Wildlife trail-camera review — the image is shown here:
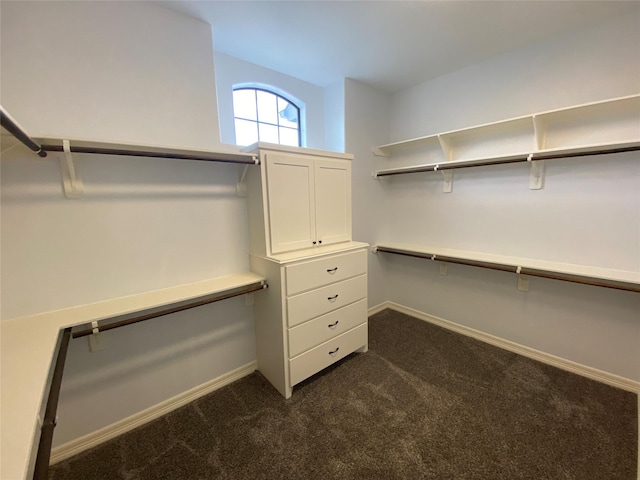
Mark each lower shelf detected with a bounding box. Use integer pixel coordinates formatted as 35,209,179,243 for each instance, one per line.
373,243,639,292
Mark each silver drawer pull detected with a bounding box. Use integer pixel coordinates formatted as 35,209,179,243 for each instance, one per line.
327,320,339,328
327,267,338,273
329,347,340,355
327,294,339,301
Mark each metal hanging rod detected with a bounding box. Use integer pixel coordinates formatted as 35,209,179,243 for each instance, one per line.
39,143,259,165
375,144,640,178
0,105,48,157
0,105,258,165
374,245,640,293
32,328,72,480
72,281,268,339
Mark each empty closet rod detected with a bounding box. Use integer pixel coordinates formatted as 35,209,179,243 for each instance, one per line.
0,105,48,157
40,144,258,165
33,328,72,480
72,281,268,339
375,144,640,177
375,246,640,293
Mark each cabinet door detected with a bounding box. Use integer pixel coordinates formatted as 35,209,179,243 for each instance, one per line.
314,158,352,246
265,153,316,254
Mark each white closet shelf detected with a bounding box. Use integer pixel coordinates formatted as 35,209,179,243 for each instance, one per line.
374,141,640,177
372,94,640,169
0,272,265,480
34,137,259,164
373,243,640,292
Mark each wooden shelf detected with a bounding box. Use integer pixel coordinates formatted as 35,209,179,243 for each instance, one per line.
0,272,265,480
373,243,640,293
373,94,640,176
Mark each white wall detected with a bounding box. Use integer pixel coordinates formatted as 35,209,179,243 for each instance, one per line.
377,12,640,381
344,79,391,309
1,1,255,446
324,80,346,152
214,52,326,149
0,1,220,149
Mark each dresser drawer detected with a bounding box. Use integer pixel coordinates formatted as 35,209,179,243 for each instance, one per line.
288,299,367,357
285,249,367,296
287,274,366,327
289,323,367,386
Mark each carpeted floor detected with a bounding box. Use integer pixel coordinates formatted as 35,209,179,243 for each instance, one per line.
49,308,638,479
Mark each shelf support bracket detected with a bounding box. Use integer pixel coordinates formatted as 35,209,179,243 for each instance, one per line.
372,147,389,157
528,155,544,190
236,165,250,196
88,321,106,352
435,165,453,193
60,140,84,199
439,262,448,275
516,266,529,292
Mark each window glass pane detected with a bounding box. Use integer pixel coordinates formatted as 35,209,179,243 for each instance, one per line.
256,90,278,125
258,123,279,143
235,119,258,146
233,89,257,120
278,97,298,128
279,127,299,146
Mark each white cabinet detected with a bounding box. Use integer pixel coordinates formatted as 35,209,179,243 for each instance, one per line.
251,247,369,399
248,144,352,256
246,143,367,399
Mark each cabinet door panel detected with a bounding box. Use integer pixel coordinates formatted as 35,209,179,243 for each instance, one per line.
315,159,351,246
265,153,316,254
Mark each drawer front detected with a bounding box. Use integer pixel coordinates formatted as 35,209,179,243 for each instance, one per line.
287,274,367,327
288,299,367,357
289,323,368,386
286,249,367,296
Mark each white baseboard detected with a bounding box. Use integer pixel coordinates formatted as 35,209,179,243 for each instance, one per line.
372,301,640,394
367,301,389,316
50,361,257,464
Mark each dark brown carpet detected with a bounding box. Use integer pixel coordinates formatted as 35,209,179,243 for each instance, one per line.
49,308,638,479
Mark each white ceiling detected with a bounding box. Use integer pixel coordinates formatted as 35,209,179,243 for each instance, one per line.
161,1,639,94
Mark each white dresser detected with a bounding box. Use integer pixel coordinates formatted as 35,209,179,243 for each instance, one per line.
246,143,368,398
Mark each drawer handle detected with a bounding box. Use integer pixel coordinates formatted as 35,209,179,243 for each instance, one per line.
327,267,338,273
327,294,339,301
329,347,340,355
328,320,339,328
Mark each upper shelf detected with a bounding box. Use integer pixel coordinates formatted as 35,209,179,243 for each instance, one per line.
372,94,640,168
34,137,259,165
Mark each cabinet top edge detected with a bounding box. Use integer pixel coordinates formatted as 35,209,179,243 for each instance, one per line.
243,142,354,160
251,242,369,264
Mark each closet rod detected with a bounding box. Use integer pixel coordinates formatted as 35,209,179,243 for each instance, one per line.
72,281,268,339
375,144,640,177
0,105,48,157
375,246,640,293
33,328,72,480
40,144,258,165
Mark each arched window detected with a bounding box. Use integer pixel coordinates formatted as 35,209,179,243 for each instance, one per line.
232,87,301,147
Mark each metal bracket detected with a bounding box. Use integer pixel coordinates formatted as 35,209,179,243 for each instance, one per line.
60,140,84,198
439,262,448,275
236,165,250,196
88,321,106,352
434,165,453,193
516,266,530,292
528,155,544,190
244,292,255,306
